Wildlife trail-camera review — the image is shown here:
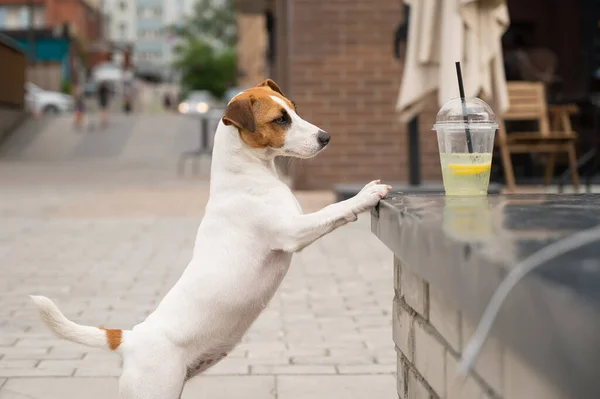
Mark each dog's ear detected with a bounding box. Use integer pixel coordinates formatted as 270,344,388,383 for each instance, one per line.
257,79,284,96
222,96,256,133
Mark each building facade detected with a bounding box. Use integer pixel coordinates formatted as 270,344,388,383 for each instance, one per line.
0,0,101,42
101,0,193,79
0,0,103,90
2,26,72,91
102,0,136,43
0,1,45,30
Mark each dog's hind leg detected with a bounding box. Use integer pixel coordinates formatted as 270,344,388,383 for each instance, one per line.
118,361,186,399
118,345,186,399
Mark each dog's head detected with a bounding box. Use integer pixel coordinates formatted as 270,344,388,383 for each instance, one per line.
222,79,329,159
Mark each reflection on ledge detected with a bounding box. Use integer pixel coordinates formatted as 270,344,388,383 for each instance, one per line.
443,196,493,241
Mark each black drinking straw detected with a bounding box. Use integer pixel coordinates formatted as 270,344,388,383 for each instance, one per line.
455,61,474,153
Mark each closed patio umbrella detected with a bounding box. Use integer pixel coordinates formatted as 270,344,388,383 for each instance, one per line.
397,0,510,119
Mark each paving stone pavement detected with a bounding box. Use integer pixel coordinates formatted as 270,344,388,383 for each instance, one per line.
0,115,396,398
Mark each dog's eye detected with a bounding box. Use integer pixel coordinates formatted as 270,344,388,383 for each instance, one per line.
272,113,289,125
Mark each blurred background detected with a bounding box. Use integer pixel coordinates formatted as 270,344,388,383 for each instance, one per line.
0,0,598,192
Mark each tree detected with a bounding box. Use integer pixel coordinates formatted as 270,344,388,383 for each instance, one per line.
172,0,236,99
179,0,236,49
174,38,236,99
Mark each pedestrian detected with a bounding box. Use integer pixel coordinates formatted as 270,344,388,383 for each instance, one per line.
72,84,85,131
123,79,137,114
97,81,111,128
163,92,172,111
123,81,133,114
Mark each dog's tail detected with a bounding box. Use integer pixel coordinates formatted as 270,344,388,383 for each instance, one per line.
30,295,125,352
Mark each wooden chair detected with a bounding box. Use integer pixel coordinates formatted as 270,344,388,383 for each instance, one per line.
497,82,580,192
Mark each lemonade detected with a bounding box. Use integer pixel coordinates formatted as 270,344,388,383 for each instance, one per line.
434,97,497,196
440,152,492,196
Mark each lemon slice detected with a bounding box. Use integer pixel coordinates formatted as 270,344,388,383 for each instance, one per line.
448,163,491,176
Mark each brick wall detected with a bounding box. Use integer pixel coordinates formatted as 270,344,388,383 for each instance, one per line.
45,0,102,43
284,0,441,190
393,256,569,399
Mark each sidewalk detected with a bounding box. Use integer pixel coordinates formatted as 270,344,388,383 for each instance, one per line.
0,114,396,398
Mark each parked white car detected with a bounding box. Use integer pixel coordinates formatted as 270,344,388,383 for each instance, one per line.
25,82,74,115
177,90,219,115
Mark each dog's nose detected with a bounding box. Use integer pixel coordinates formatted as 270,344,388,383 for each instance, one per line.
317,130,330,147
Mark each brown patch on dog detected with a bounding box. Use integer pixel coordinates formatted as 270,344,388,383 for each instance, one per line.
257,79,284,96
99,327,122,350
255,79,296,111
222,79,297,149
222,97,256,133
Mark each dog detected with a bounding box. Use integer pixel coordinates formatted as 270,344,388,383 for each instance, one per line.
30,79,391,398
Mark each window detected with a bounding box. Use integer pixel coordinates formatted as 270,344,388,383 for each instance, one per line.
119,1,126,11
138,28,162,40
34,7,45,27
138,7,160,18
19,6,29,28
0,7,6,28
149,51,162,61
136,50,162,62
119,22,127,38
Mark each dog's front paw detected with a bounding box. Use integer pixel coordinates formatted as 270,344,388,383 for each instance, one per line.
346,180,391,220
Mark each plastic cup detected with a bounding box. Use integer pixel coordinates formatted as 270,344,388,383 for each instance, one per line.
433,97,498,196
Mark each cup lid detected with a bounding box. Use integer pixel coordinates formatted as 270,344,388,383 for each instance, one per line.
433,97,498,129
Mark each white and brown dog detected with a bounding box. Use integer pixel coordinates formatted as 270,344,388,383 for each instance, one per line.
30,79,391,398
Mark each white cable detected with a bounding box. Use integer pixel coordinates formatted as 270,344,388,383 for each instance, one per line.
458,224,600,374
